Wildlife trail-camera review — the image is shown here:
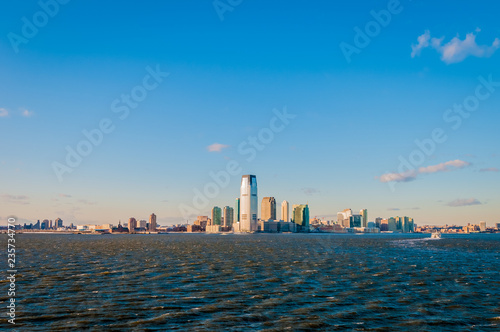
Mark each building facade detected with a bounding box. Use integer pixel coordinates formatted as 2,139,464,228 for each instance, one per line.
240,175,258,232
261,197,276,221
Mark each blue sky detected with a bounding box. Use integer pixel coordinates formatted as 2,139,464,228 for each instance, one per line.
1,0,499,226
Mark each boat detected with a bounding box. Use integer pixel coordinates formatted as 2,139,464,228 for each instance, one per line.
431,231,442,239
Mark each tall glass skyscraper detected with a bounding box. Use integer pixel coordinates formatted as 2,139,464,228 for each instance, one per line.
281,200,289,222
235,198,240,222
240,175,258,232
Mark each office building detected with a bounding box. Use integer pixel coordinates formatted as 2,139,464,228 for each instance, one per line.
223,206,234,227
350,214,362,228
261,197,276,221
480,221,487,232
292,204,310,232
281,200,289,222
55,218,63,228
128,217,137,233
235,198,240,222
211,207,222,226
360,209,368,228
149,213,157,231
240,175,258,232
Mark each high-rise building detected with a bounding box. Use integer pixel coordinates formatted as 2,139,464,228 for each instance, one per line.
375,217,383,229
479,221,487,232
138,220,147,228
240,175,258,232
149,213,157,232
261,197,276,221
223,206,234,227
128,218,137,233
55,218,63,228
388,217,397,232
235,198,240,222
350,215,362,228
292,204,310,232
41,219,49,230
360,209,368,228
281,200,289,222
211,206,222,226
337,209,352,228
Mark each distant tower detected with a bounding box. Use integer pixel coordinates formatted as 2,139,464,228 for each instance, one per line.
281,200,289,222
211,207,222,225
55,218,63,228
149,213,157,232
128,218,137,233
292,204,310,232
479,221,487,232
235,198,240,222
360,209,368,228
240,175,258,232
223,206,234,227
261,197,276,221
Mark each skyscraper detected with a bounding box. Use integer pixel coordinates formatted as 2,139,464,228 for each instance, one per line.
261,197,276,221
128,217,137,233
211,206,222,226
281,200,289,222
149,213,157,232
235,198,240,222
55,218,63,228
360,209,368,228
292,204,310,232
240,175,258,232
223,206,234,227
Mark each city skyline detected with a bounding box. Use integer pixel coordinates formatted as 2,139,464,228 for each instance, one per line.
1,1,499,227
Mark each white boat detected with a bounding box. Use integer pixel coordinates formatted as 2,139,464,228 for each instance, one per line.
431,231,442,239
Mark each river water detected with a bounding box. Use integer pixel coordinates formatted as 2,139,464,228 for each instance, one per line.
2,233,500,331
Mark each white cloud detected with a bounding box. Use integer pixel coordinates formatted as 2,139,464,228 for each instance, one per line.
479,167,499,172
1,194,29,205
379,159,470,183
418,160,470,174
207,143,229,152
411,30,431,58
0,108,8,117
379,171,418,183
411,29,500,64
447,198,482,207
21,109,34,117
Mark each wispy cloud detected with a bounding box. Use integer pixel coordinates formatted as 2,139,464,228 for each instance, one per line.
207,143,229,152
21,109,34,117
59,194,72,198
0,108,8,117
479,167,499,172
379,160,470,183
419,160,470,174
379,171,417,183
77,199,96,205
387,208,400,211
447,198,482,207
1,194,30,205
411,30,431,58
302,187,320,195
412,29,500,64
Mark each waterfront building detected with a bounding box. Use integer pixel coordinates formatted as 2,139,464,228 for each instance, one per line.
292,204,310,232
55,218,63,228
338,209,352,228
223,206,234,227
41,219,49,230
240,175,258,232
480,221,487,232
388,217,397,232
138,220,147,228
350,215,362,228
281,200,289,222
235,198,240,222
360,209,368,228
261,197,276,221
149,213,157,232
128,217,137,233
211,207,222,226
375,217,383,228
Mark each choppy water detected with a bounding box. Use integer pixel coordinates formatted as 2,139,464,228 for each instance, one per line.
2,233,500,331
